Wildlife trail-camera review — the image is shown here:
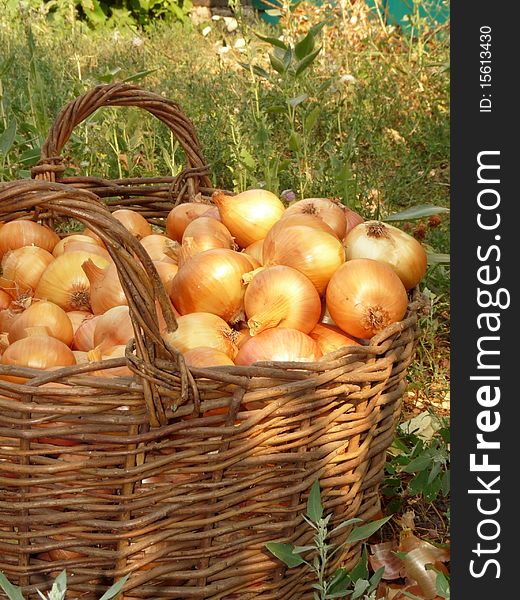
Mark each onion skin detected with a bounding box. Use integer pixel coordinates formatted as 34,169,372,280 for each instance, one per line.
0,220,59,258
1,246,54,292
112,209,152,240
73,314,100,352
244,265,321,335
235,327,322,366
344,220,427,290
166,203,213,242
212,189,285,248
262,225,345,296
184,346,235,368
309,323,360,356
0,290,11,311
284,198,347,239
93,306,134,352
82,259,128,315
343,207,364,237
170,249,254,324
53,234,103,257
243,240,264,265
9,300,74,346
326,258,408,339
140,234,178,263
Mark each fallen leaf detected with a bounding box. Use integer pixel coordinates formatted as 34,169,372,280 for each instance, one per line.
369,541,405,580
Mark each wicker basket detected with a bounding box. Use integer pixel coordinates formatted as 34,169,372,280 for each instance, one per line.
0,83,425,599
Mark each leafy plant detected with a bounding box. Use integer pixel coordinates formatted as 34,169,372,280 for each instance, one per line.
0,570,128,600
265,480,391,599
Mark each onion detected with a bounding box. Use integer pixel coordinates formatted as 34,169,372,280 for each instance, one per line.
0,290,10,311
0,220,59,258
344,221,427,290
244,266,321,336
66,310,93,335
87,345,132,378
140,234,178,263
309,323,360,356
9,300,74,346
170,249,254,324
93,306,134,352
343,207,364,237
1,246,54,293
112,209,152,240
162,312,238,359
235,327,322,366
152,261,178,297
283,198,347,239
53,234,104,257
184,346,235,368
72,350,89,364
0,308,21,335
166,202,213,242
82,259,127,315
243,240,264,265
235,326,252,349
262,225,345,296
1,334,75,382
60,240,111,261
212,189,285,248
326,258,408,339
35,251,110,312
73,314,100,351
179,217,235,264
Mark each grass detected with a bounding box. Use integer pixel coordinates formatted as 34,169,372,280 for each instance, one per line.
0,0,450,543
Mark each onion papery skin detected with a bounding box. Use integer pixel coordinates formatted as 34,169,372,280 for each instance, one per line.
87,345,132,378
344,220,427,290
262,225,345,296
82,259,127,315
0,290,11,311
93,306,134,353
170,249,254,324
0,220,59,258
184,346,235,368
112,209,152,240
309,323,360,356
243,240,264,265
73,314,100,352
140,235,178,263
1,246,55,293
66,310,93,335
326,258,408,339
0,335,76,383
284,198,347,239
9,301,74,346
212,189,285,249
235,327,322,366
35,251,111,312
53,234,104,257
166,203,213,242
162,312,238,359
244,265,321,336
152,261,178,297
343,207,364,238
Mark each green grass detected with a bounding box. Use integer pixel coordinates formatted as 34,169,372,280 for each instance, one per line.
0,3,450,402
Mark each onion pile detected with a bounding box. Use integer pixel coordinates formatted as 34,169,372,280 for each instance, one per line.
0,195,427,381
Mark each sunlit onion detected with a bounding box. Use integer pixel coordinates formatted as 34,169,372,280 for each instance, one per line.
0,220,59,258
166,202,213,242
283,197,347,239
9,300,73,346
308,323,360,356
235,327,322,365
184,346,235,368
112,209,152,240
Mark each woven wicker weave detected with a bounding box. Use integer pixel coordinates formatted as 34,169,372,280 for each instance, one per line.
0,84,425,599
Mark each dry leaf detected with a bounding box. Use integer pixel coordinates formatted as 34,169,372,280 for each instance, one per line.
369,541,404,581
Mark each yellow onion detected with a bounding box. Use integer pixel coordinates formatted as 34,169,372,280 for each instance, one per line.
212,189,285,248
82,227,106,247
170,249,254,324
72,350,89,364
82,259,127,315
0,220,59,258
326,258,408,339
283,198,347,239
112,209,152,240
1,334,75,383
53,234,104,257
235,326,252,349
184,347,235,368
87,345,132,378
344,221,427,290
244,265,321,336
343,207,364,237
66,310,93,335
1,246,54,293
60,240,111,261
262,225,345,295
0,290,10,311
35,251,110,312
140,234,178,263
235,327,322,366
162,312,238,359
93,306,134,352
73,314,100,351
166,202,213,242
243,240,264,265
309,323,360,356
178,217,235,265
9,300,73,346
0,308,21,336
152,261,178,297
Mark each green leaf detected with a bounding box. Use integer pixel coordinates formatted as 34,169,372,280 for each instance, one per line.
47,569,67,600
349,546,369,581
99,66,122,83
345,516,392,543
265,105,286,114
254,32,288,50
306,480,323,523
98,574,130,600
305,106,321,133
435,570,450,599
288,131,302,153
288,93,308,108
292,545,315,554
351,578,370,599
402,452,433,473
0,120,16,156
79,0,107,25
0,572,26,600
427,459,442,484
369,566,385,590
309,20,329,36
331,517,364,535
295,47,322,76
384,204,450,221
326,568,351,596
237,62,271,80
265,542,304,568
295,30,315,60
269,52,286,75
441,469,450,496
122,69,158,83
427,252,450,265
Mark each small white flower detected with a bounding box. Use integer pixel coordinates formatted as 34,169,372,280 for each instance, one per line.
218,45,231,55
223,17,238,32
132,36,144,48
340,74,357,84
234,38,246,49
212,15,221,21
202,26,212,37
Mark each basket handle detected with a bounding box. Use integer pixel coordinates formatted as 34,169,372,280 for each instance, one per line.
31,82,212,192
0,179,194,428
